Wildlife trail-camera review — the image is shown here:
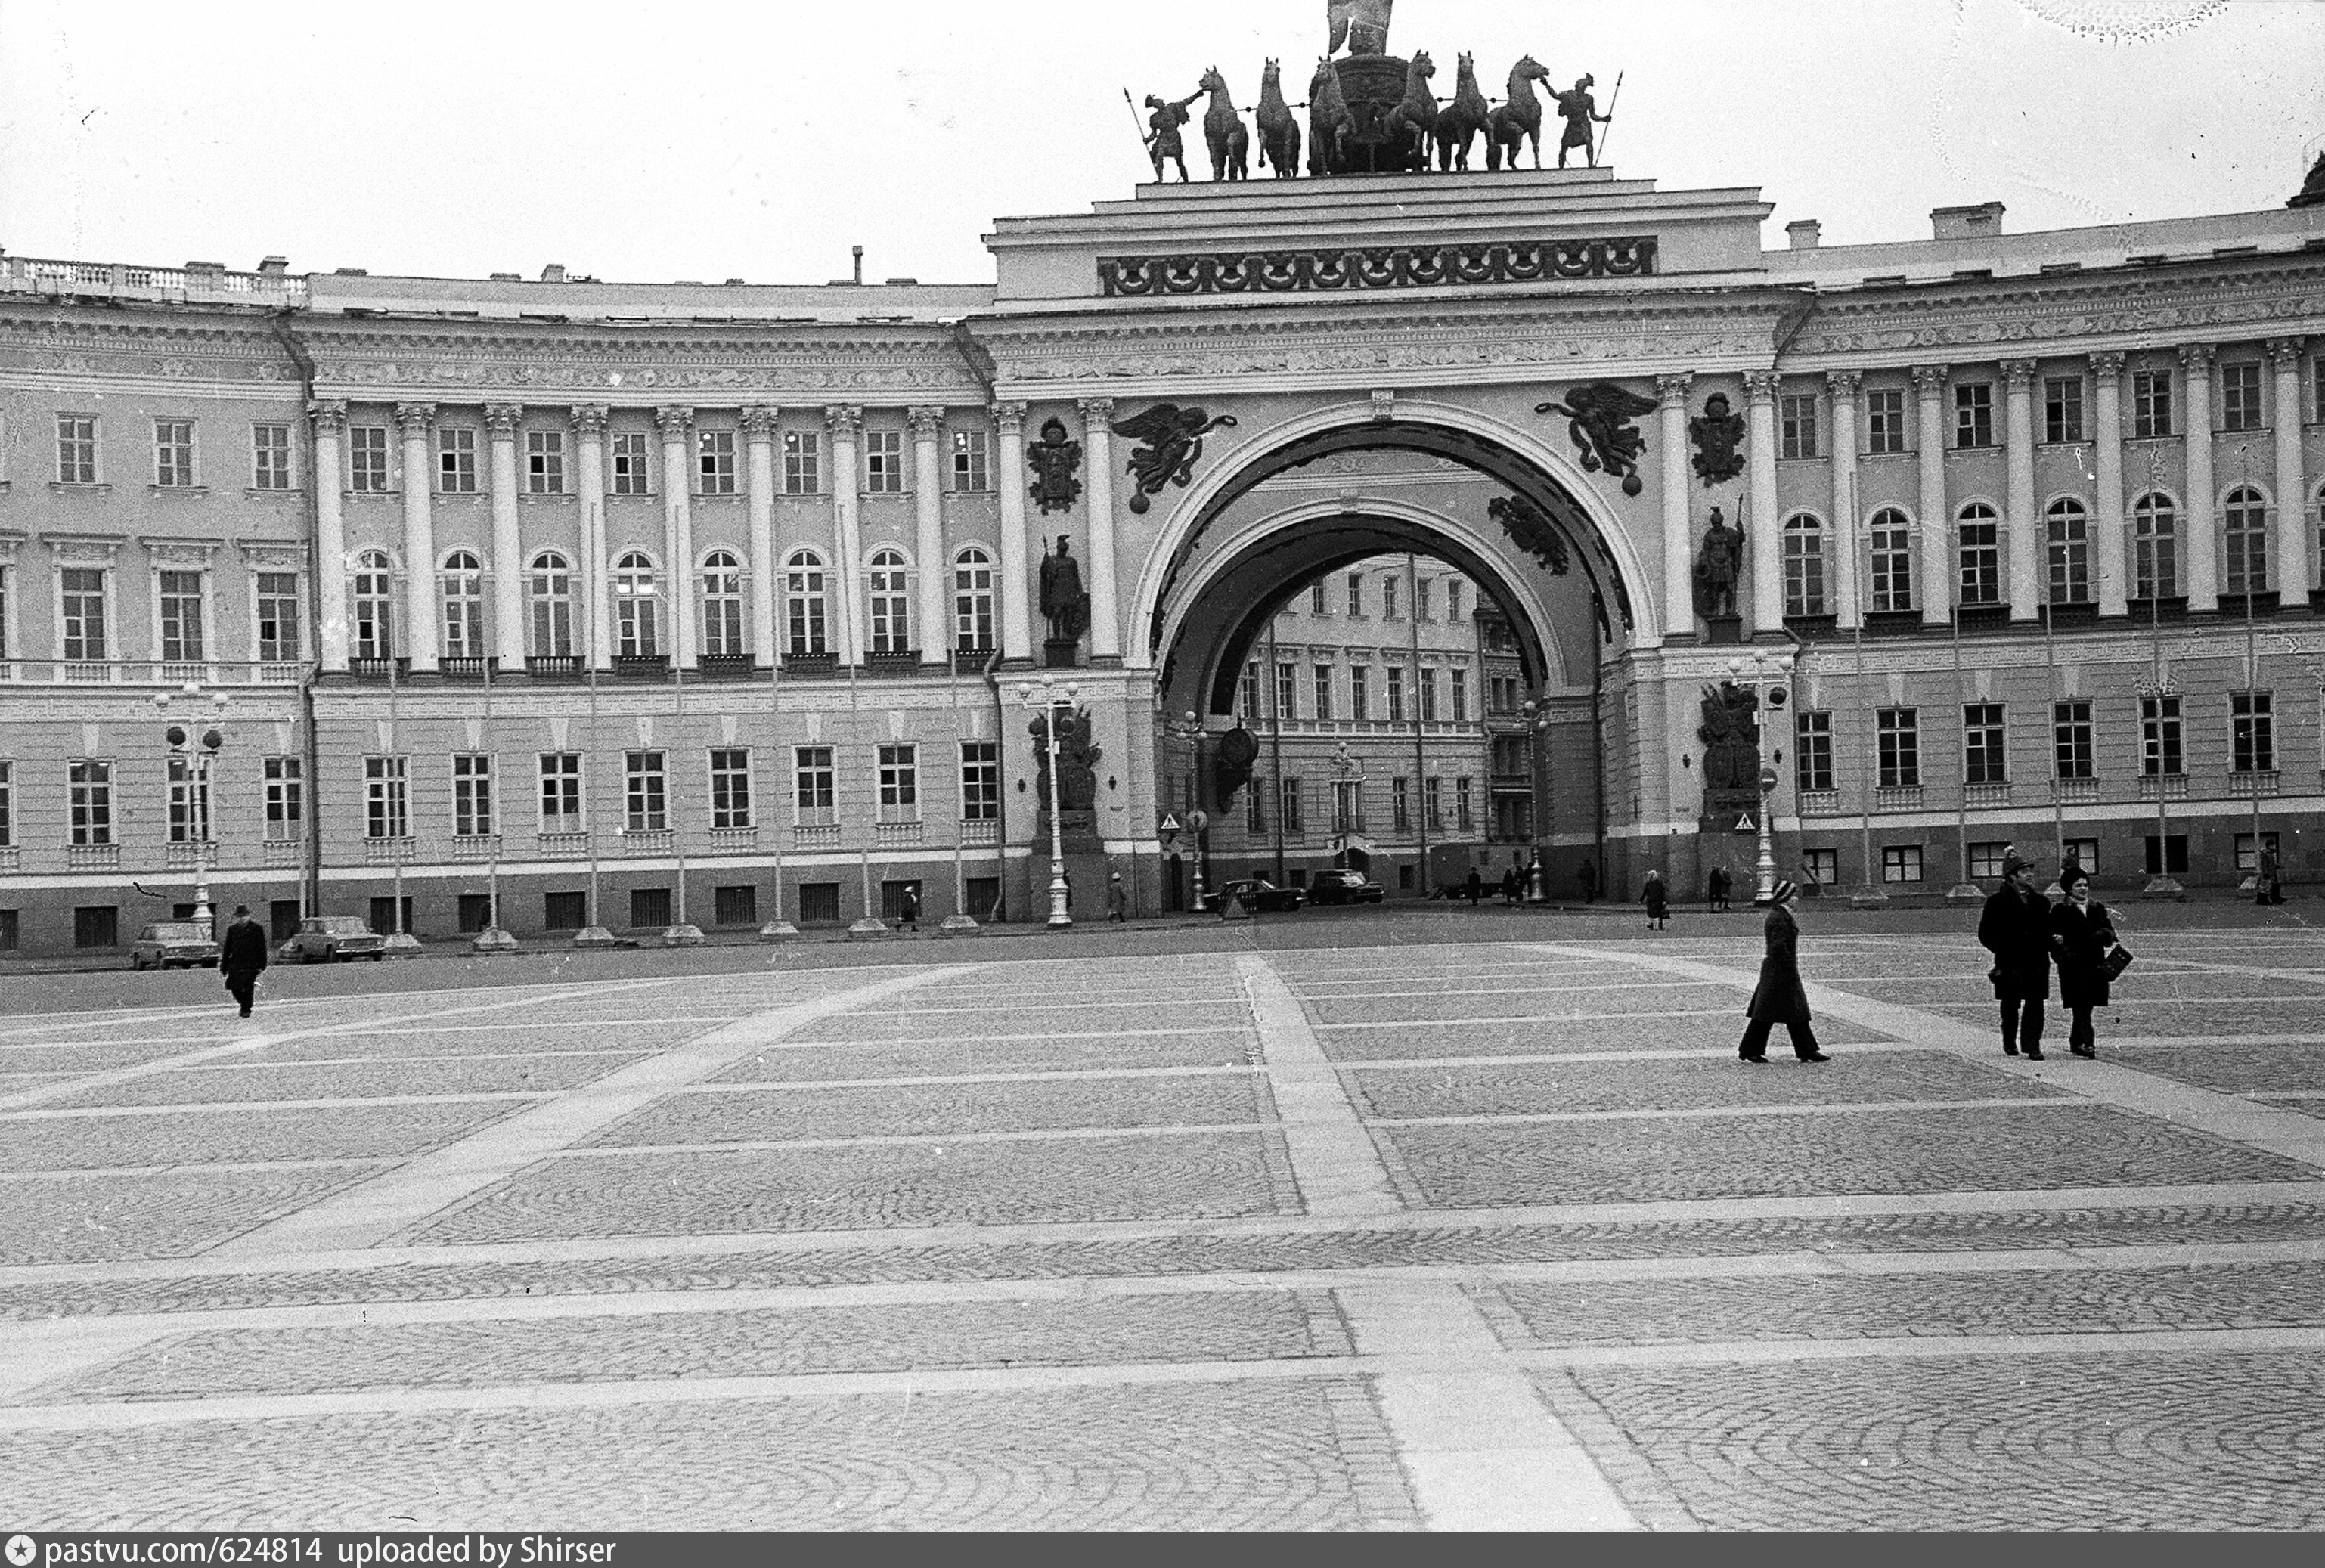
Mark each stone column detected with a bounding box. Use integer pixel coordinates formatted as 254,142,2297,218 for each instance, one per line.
395,402,439,672
994,401,1034,662
571,405,611,671
2089,354,2128,617
2002,359,2040,621
2268,338,2310,598
484,403,526,667
308,400,351,674
1743,371,1782,636
1079,398,1121,662
655,405,696,665
1656,373,1694,641
742,406,778,667
824,405,864,665
2181,346,2218,612
909,407,948,665
1913,367,1951,624
1827,371,1862,628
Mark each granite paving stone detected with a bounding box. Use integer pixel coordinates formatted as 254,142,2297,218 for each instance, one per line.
710,1030,1261,1084
1302,986,1744,1027
0,1166,386,1266
2103,1043,2325,1097
0,1101,530,1174
35,1053,646,1111
795,1006,1236,1043
1319,1016,1896,1061
1348,1052,2056,1120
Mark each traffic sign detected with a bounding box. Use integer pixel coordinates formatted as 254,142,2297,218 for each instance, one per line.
1159,813,1180,833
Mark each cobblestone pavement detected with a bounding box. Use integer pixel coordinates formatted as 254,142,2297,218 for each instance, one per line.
5,925,2325,1530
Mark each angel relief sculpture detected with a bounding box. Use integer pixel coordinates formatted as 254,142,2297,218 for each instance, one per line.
1110,404,1240,513
1536,383,1657,497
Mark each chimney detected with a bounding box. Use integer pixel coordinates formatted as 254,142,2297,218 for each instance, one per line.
256,256,289,278
1785,219,1821,251
540,262,568,284
488,271,522,282
852,245,865,286
1930,201,2006,241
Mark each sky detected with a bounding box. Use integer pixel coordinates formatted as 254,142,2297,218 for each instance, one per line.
2,0,2320,286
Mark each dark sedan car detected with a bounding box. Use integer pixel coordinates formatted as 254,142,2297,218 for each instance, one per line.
1307,869,1384,906
1204,878,1305,913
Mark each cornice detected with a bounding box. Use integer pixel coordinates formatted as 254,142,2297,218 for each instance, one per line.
0,311,297,386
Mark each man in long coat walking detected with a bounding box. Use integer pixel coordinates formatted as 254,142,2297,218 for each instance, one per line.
219,905,269,1020
1977,853,2052,1059
1738,879,1829,1063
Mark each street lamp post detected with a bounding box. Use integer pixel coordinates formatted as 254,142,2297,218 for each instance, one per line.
153,681,230,928
1162,709,1209,913
1017,674,1078,929
1518,697,1555,902
1725,649,1796,906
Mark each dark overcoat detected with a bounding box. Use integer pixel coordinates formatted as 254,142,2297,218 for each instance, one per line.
1643,878,1669,917
2051,898,2117,1009
1978,885,2052,1001
219,919,270,980
1746,904,1812,1024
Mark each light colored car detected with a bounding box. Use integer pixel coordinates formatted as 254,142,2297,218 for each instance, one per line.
1307,869,1384,906
283,915,389,963
130,921,219,971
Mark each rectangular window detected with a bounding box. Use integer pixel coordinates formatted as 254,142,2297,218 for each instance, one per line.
1877,708,1920,788
794,746,835,823
2234,832,2282,874
1392,776,1410,832
1310,582,1328,615
370,896,414,937
877,744,919,820
611,432,652,495
2141,696,2184,776
2231,691,2275,773
863,430,904,494
2144,835,2190,875
1865,389,1908,455
539,754,583,829
0,761,11,848
1963,703,2007,784
0,910,15,951
1779,393,1819,460
709,748,752,829
1795,711,1835,791
1349,665,1369,719
543,891,588,931
437,427,478,493
1420,669,1439,724
625,751,668,832
1312,664,1333,722
74,906,119,950
1276,662,1297,722
2063,838,2099,876
1279,776,1303,835
714,885,758,928
1382,576,1400,620
1455,776,1474,832
153,420,195,487
263,756,302,841
2132,370,2173,439
158,570,206,662
57,415,98,484
1882,844,1926,885
1238,662,1263,722
2042,377,2085,443
696,430,736,496
1446,582,1462,621
2220,361,2263,432
1246,780,1266,832
1346,573,1363,617
950,428,989,491
1959,515,2002,606
1387,666,1406,724
256,572,302,662
1869,514,1915,612
1801,848,1839,888
959,741,1000,820
69,760,112,845
364,755,409,840
457,893,495,935
252,424,293,491
60,568,107,662
1417,580,1433,622
453,753,494,838
630,888,672,931
783,430,821,494
1332,779,1362,834
2054,700,2094,780
1424,776,1443,829
1954,383,1994,448
526,430,566,494
349,426,390,492
1450,669,1468,723
1968,841,2010,880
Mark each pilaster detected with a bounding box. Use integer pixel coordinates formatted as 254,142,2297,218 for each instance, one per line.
1079,397,1121,662
994,401,1034,662
1742,370,1781,637
1655,373,1694,642
308,399,351,674
909,407,948,665
394,401,439,671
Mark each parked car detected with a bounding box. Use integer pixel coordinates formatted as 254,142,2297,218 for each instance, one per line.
130,921,219,971
1204,878,1305,913
283,915,389,963
1307,869,1384,906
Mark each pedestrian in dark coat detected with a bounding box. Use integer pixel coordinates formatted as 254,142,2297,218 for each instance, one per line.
1707,866,1731,912
1977,853,2052,1059
1577,859,1598,904
2255,846,2283,906
899,885,921,931
1501,866,1521,904
219,906,269,1020
1465,869,1483,905
1738,879,1829,1063
1641,869,1669,930
2051,863,2118,1058
1107,872,1129,923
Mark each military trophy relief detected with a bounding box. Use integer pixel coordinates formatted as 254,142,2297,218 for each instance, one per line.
1695,681,1765,841
1026,418,1084,516
1030,702,1105,846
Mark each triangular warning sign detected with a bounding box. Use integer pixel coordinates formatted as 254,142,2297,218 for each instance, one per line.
1159,813,1180,833
1736,813,1756,832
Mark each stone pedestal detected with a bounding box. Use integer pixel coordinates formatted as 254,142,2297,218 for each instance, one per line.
661,924,705,947
1702,616,1743,646
572,926,621,950
938,913,983,937
383,931,424,959
848,917,893,939
1043,639,1080,668
470,927,519,955
758,919,801,942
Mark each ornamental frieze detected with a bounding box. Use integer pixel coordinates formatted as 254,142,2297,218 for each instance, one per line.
994,328,1765,383
1793,271,2324,358
1098,237,1657,297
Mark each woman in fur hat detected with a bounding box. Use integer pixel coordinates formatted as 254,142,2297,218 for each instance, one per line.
1738,879,1830,1064
2051,862,2119,1058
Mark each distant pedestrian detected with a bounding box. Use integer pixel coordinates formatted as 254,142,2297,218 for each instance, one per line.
1500,866,1521,904
1642,869,1669,930
219,906,268,1020
1738,879,1829,1063
2256,845,2283,906
1108,871,1129,922
1977,852,2052,1060
1465,869,1483,905
899,884,920,931
1707,866,1732,912
2051,863,2119,1058
1577,859,1598,905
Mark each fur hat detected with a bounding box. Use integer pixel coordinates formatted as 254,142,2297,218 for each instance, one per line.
2000,853,2032,879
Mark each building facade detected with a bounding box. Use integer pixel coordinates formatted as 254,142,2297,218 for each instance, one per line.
2,165,2323,955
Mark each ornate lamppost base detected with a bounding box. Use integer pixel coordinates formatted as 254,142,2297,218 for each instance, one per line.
470,927,519,955
758,919,802,942
2139,875,2187,902
938,913,983,937
572,926,622,950
383,931,426,957
848,917,893,939
661,924,707,947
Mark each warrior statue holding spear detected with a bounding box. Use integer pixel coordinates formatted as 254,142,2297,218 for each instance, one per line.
1552,71,1617,168
1128,86,1204,182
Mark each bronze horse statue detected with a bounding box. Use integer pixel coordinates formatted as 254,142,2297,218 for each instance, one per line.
1433,50,1489,171
1383,51,1437,172
1307,56,1351,176
1199,67,1250,181
1256,58,1304,178
1487,54,1553,171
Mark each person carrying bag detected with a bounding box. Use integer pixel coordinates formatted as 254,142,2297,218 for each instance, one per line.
2051,861,2127,1059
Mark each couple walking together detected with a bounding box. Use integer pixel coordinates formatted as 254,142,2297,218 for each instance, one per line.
1979,854,2119,1059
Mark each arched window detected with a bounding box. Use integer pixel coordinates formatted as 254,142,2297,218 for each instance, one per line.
441,551,485,659
614,551,661,658
2223,486,2269,598
2132,493,2179,601
699,550,746,658
529,551,573,659
1868,508,1914,614
953,546,995,652
1957,503,2002,608
2045,497,2091,606
1781,513,1825,618
785,549,827,656
866,547,912,654
353,549,395,661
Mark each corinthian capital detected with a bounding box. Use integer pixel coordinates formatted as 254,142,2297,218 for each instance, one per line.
992,400,1028,435
307,398,348,435
1077,397,1118,427
739,405,778,441
483,403,525,438
1654,373,1694,407
569,403,611,438
1909,366,1950,398
1741,370,1781,404
2000,359,2038,389
393,402,436,437
1825,370,1863,401
823,404,863,441
907,406,947,439
2087,352,2125,379
2177,343,2216,375
653,404,694,442
2265,336,2307,370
